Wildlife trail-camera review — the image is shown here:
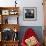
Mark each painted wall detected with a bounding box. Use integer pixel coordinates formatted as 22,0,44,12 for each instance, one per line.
0,0,44,26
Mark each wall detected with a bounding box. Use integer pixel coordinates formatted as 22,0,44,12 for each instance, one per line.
18,0,44,26
0,0,44,26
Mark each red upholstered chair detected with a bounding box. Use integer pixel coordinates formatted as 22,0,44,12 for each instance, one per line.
21,28,41,46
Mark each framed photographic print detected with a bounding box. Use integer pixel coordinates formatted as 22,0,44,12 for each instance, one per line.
2,10,9,15
2,16,18,24
23,7,37,21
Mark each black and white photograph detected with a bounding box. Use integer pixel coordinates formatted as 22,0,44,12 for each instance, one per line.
23,7,37,20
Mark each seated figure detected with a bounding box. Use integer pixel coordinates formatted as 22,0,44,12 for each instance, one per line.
21,28,41,46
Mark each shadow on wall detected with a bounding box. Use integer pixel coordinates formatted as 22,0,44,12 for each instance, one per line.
18,26,43,44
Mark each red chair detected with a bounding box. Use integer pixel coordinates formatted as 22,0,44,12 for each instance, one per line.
21,28,41,46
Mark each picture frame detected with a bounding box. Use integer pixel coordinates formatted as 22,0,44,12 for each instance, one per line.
2,16,18,24
2,10,9,15
23,7,37,21
9,10,18,15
